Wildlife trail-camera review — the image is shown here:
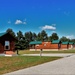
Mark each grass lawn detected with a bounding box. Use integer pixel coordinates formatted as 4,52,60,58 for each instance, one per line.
18,49,75,54
0,56,61,74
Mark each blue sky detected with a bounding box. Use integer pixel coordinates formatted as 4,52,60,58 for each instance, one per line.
0,0,75,39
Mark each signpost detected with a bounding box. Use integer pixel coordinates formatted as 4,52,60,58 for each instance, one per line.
40,49,42,57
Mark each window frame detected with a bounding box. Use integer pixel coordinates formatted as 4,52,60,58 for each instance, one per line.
4,41,10,50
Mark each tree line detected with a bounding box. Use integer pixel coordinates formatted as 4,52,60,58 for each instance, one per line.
6,28,75,50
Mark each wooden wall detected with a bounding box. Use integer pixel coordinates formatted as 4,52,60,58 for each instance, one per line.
34,42,59,49
61,44,68,49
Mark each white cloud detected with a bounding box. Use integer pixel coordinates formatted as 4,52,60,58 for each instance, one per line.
41,25,56,30
66,35,75,39
15,19,27,25
15,20,22,24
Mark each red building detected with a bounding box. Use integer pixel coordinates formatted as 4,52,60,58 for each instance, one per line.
29,40,61,51
30,40,75,51
51,40,61,50
61,42,69,50
35,42,51,49
0,32,17,54
69,42,74,49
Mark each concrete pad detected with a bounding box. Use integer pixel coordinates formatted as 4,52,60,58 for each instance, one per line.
0,54,5,56
22,53,74,57
4,54,75,75
0,54,18,57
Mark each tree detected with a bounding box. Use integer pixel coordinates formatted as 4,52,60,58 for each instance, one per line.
32,33,37,41
24,31,33,48
17,31,23,40
36,32,41,41
60,36,70,42
36,30,48,41
24,31,33,42
70,39,75,42
51,33,59,40
48,36,52,41
41,30,48,41
16,31,25,50
6,28,16,37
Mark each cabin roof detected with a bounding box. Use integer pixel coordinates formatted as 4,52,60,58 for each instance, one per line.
62,42,69,45
52,40,61,44
29,41,42,45
0,32,7,37
69,42,74,45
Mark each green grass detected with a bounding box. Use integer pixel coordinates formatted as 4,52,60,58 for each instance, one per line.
0,56,61,74
18,49,75,54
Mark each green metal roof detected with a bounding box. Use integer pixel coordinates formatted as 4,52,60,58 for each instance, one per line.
0,32,7,37
62,42,69,45
29,41,42,45
52,40,60,44
69,42,74,45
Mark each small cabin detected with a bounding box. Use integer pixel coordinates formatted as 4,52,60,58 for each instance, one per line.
51,40,61,50
61,42,69,50
69,42,74,49
35,41,52,50
29,40,61,51
73,43,75,48
29,41,42,51
0,32,17,55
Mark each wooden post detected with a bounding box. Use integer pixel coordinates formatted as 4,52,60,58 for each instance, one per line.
17,49,19,55
40,49,42,57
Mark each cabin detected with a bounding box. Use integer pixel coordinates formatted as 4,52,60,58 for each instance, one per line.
29,40,61,51
69,42,74,49
0,32,17,55
61,42,69,50
73,43,75,48
35,41,52,51
51,40,61,50
30,40,75,51
29,41,42,51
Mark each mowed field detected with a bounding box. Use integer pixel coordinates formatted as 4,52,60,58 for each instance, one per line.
18,49,75,54
0,56,61,74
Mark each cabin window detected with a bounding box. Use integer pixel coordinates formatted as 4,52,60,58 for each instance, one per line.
44,44,46,46
36,45,39,47
5,41,10,50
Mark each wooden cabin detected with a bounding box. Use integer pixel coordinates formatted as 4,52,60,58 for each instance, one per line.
73,43,75,48
61,42,69,50
29,41,42,51
35,42,52,50
51,40,61,50
69,42,74,49
29,40,61,51
0,32,17,55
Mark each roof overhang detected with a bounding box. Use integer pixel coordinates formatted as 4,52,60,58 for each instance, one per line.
52,40,61,44
29,41,42,45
